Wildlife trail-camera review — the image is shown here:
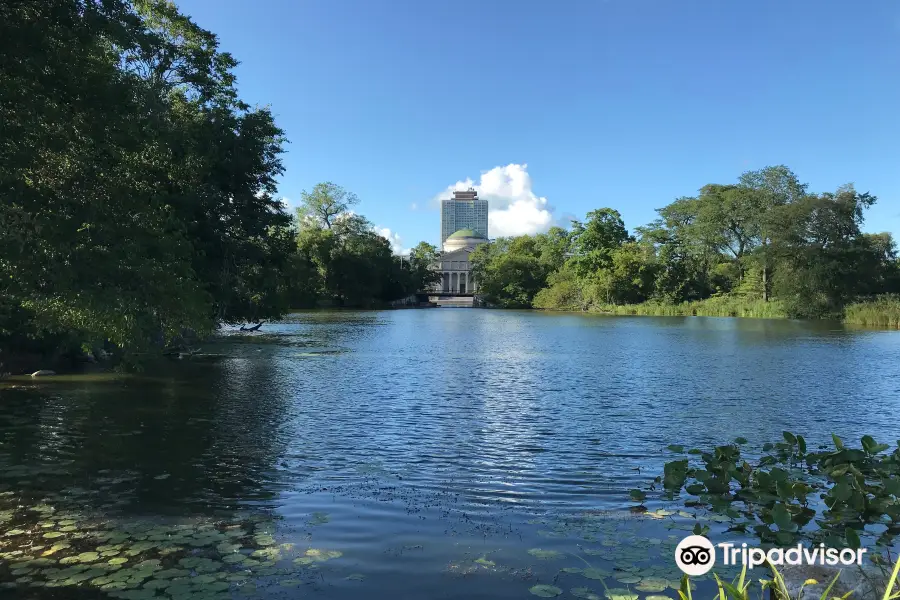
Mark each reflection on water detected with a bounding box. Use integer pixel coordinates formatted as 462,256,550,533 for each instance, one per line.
1,311,898,598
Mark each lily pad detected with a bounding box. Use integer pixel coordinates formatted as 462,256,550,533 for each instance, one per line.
583,568,611,580
309,512,329,526
222,554,246,564
615,574,641,584
636,577,668,592
529,584,563,597
292,548,342,565
475,557,495,567
345,573,366,581
571,588,602,600
527,548,563,560
561,567,583,574
77,552,100,562
605,589,638,600
108,557,129,565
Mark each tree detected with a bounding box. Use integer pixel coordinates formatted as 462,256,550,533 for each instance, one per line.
770,185,879,317
471,236,554,308
568,208,630,278
407,242,442,292
298,182,360,230
738,166,807,300
0,0,292,364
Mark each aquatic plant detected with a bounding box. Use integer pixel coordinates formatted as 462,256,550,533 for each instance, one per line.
0,491,349,598
843,295,900,329
645,433,900,551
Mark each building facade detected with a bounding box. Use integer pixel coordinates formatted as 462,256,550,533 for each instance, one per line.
434,229,488,293
440,188,488,246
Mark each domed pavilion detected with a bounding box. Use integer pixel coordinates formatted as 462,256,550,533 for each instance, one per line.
433,228,488,294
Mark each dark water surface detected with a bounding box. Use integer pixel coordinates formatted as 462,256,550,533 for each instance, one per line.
1,311,899,600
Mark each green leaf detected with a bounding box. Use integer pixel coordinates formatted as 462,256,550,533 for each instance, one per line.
832,433,844,450
797,435,806,454
845,527,861,549
734,437,748,445
783,431,797,444
629,489,647,502
663,460,689,491
529,584,562,597
772,503,792,530
667,445,685,453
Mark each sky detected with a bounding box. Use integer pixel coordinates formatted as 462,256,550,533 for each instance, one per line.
176,0,900,253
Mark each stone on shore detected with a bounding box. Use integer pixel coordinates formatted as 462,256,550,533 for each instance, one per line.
31,370,56,377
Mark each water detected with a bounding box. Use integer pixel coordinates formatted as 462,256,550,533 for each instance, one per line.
1,311,899,599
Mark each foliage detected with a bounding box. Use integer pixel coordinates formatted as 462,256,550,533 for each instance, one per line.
290,185,436,308
648,433,900,550
480,165,896,324
843,295,900,329
471,233,568,308
0,0,293,362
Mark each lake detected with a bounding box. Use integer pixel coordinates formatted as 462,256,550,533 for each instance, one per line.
1,311,899,600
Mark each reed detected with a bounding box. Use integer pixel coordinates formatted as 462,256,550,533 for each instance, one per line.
591,297,786,319
843,295,900,329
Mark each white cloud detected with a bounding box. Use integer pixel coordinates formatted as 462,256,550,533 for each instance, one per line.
434,164,554,237
375,226,405,254
410,202,418,210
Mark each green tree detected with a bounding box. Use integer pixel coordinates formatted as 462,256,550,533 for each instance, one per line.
407,242,443,293
770,185,879,317
297,182,360,230
738,165,807,300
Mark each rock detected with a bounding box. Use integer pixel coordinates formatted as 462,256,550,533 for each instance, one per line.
30,370,56,377
778,563,880,599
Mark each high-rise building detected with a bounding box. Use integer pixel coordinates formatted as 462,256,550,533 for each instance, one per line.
440,189,488,245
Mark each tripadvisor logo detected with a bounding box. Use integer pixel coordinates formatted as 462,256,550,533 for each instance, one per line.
675,535,867,576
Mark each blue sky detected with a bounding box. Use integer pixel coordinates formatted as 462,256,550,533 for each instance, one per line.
177,0,900,252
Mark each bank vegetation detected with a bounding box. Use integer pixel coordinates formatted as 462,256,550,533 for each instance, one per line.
470,166,900,327
0,1,437,372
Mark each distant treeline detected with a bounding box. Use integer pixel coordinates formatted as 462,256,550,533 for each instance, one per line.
470,166,900,324
0,1,435,369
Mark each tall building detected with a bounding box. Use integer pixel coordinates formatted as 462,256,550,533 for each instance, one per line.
440,189,488,245
431,189,489,296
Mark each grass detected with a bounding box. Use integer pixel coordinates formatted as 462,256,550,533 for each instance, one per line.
588,296,787,319
843,295,900,329
677,555,900,599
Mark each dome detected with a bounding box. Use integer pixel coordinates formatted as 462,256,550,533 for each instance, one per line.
447,228,478,239
443,229,488,252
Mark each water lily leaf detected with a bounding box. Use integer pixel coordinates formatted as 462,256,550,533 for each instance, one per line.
250,547,281,560
615,574,641,584
645,596,675,600
475,557,495,567
561,567,583,574
141,579,171,590
345,573,366,581
222,554,246,564
571,588,601,600
528,548,563,560
636,577,668,592
309,512,329,526
43,543,70,556
108,557,129,565
77,552,100,562
529,584,562,597
43,532,64,539
583,568,610,580
604,589,638,600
